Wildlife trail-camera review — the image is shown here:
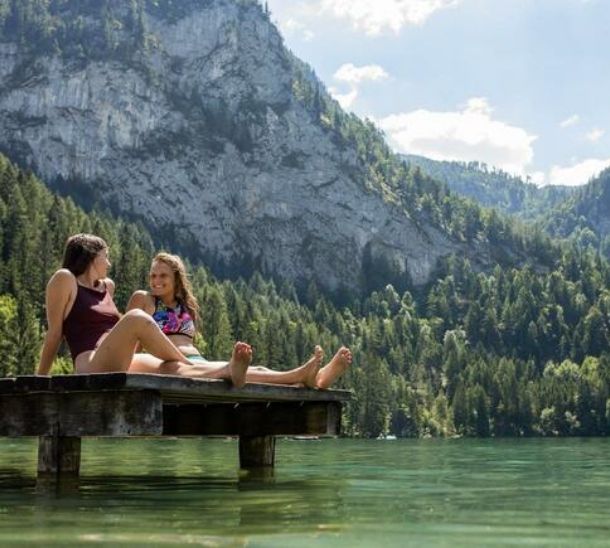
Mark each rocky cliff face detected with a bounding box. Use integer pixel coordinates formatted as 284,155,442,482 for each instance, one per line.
0,0,500,293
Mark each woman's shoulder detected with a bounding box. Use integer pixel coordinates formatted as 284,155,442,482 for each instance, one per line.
48,269,76,288
46,269,77,303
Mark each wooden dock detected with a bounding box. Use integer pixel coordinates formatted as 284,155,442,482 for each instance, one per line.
0,373,351,481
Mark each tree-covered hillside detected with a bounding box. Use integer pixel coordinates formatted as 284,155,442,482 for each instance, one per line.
401,155,610,263
403,154,574,220
541,168,610,256
3,154,610,438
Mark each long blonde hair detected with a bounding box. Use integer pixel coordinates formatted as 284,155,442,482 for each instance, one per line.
152,252,200,326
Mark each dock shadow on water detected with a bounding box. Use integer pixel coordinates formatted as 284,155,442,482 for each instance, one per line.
2,437,610,546
0,438,348,546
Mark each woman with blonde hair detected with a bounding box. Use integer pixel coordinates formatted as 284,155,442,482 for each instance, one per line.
37,234,251,386
127,252,353,388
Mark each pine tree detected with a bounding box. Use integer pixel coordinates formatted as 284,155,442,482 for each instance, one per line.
12,295,41,375
200,286,233,359
0,294,18,377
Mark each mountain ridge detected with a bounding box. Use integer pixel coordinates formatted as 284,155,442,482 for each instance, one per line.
402,154,575,219
541,167,610,253
0,0,554,295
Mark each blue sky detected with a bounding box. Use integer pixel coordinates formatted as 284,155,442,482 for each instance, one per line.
267,0,610,186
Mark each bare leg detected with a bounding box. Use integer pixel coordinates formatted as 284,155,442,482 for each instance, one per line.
127,354,224,377
119,342,251,387
176,342,252,386
245,346,323,387
316,347,353,389
76,310,190,373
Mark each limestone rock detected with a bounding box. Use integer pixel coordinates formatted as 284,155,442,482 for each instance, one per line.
0,0,503,293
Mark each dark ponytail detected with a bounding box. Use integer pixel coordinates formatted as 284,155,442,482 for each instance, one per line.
62,233,107,276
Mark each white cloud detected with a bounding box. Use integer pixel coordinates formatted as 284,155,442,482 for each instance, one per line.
378,97,537,175
281,17,315,41
586,128,605,142
548,158,610,186
463,96,493,116
329,86,358,109
319,0,460,35
333,63,389,84
560,114,580,128
330,63,389,111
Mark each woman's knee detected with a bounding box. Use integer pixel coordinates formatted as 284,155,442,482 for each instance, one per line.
124,308,148,319
122,308,154,328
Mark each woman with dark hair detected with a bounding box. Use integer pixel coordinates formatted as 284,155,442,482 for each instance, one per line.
36,234,252,385
127,252,353,389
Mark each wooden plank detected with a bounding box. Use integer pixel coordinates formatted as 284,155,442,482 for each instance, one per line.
239,436,275,468
38,436,81,478
157,390,348,405
3,373,351,403
57,391,163,436
124,374,351,403
327,398,342,434
162,401,342,436
15,375,52,392
0,393,58,435
50,373,132,392
50,373,350,402
0,378,16,394
0,391,162,436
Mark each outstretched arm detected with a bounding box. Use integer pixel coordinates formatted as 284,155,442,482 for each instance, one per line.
126,290,154,353
37,270,75,375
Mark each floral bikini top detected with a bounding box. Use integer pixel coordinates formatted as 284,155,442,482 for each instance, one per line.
152,297,196,338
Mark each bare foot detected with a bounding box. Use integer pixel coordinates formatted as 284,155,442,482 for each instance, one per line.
229,341,252,388
303,345,324,388
315,347,352,389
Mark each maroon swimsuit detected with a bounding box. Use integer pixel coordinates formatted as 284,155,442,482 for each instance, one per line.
63,283,121,361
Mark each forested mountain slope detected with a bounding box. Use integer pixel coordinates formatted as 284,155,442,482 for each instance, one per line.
403,154,574,219
402,155,610,258
541,168,610,255
0,0,557,297
2,154,610,438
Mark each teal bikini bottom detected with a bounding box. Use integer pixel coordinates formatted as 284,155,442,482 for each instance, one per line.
185,354,209,364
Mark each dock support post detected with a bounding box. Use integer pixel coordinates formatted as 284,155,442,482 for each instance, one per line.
37,435,81,480
239,435,275,478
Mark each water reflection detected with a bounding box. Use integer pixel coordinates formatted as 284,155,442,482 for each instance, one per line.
1,438,610,546
0,441,347,543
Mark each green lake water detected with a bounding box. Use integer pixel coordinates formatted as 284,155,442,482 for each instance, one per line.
0,438,609,546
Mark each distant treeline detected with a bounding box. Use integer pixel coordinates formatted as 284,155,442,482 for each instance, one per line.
402,155,574,220
2,154,610,438
541,167,610,251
